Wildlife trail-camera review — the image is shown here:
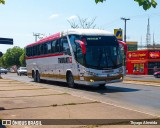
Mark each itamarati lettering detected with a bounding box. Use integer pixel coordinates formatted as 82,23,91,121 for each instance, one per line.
58,57,72,63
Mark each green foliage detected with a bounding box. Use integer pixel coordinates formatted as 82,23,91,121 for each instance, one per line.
19,52,26,67
95,0,105,3
0,57,5,67
0,0,5,4
134,0,157,10
2,46,24,67
95,0,157,10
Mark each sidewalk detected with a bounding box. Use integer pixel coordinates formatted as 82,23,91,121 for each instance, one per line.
124,75,160,83
0,78,160,128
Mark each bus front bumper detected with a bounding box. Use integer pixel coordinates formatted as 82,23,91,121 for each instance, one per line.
75,74,123,86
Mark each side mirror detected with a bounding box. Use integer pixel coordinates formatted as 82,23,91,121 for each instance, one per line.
118,40,128,53
75,40,86,54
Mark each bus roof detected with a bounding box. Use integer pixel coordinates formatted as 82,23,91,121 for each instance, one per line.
26,29,113,47
63,29,113,36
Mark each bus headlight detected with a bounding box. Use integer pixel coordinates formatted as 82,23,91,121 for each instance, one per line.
119,67,123,74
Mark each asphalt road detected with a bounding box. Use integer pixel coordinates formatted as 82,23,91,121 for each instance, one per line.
1,73,160,118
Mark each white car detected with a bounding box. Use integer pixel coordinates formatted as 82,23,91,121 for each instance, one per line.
0,67,8,74
17,67,27,76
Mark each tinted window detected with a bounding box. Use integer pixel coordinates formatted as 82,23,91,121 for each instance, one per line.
69,35,80,53
61,37,71,55
76,43,84,65
40,44,44,55
51,40,56,53
55,39,60,53
46,42,52,54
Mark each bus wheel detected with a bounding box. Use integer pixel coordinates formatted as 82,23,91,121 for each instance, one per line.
37,71,41,83
33,72,37,82
67,72,75,88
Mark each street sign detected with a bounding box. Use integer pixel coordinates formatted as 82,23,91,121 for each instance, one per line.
114,29,123,40
0,52,3,57
0,38,13,45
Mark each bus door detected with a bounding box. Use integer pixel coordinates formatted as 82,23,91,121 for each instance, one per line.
58,37,72,80
75,40,86,81
118,40,127,75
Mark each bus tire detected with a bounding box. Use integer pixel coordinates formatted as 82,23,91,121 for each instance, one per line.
33,71,37,82
67,72,75,88
37,71,41,83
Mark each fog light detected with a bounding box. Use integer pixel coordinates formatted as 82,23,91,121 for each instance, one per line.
90,79,94,82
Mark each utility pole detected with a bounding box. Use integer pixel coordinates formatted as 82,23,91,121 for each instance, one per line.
146,18,151,48
121,17,130,43
153,33,155,49
33,33,41,42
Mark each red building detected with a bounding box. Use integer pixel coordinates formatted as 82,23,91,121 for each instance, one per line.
126,49,160,75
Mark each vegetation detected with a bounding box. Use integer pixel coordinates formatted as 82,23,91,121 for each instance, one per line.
0,46,25,68
19,52,26,67
95,0,157,10
0,0,157,10
68,16,96,29
0,0,5,4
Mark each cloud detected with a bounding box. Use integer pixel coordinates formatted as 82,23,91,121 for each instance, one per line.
49,14,59,19
67,15,78,20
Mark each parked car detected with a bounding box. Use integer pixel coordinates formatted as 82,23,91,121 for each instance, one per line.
17,67,27,76
0,67,8,74
153,71,160,78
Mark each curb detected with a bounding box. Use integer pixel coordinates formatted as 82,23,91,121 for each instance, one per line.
124,78,160,83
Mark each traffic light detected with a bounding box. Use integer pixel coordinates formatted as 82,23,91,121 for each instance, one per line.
0,52,3,57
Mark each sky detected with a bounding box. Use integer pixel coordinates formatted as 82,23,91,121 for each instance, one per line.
0,0,160,53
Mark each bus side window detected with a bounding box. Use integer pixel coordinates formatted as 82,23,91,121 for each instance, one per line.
61,37,71,55
37,45,41,55
33,46,38,56
30,47,33,56
33,46,35,56
55,40,60,53
47,42,52,54
28,47,31,57
26,48,29,57
40,44,44,55
51,40,56,53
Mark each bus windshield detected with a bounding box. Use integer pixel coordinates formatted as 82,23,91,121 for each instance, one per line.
69,35,122,70
84,36,122,69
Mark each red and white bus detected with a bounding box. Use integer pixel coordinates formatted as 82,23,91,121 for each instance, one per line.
25,29,124,87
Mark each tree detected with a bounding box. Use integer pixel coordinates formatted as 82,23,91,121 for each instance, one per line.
68,16,97,29
95,0,157,10
0,57,5,67
2,46,24,67
0,0,158,10
0,0,5,4
19,52,26,67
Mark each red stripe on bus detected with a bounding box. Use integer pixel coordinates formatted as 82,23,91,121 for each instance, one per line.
25,53,64,60
26,32,61,47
